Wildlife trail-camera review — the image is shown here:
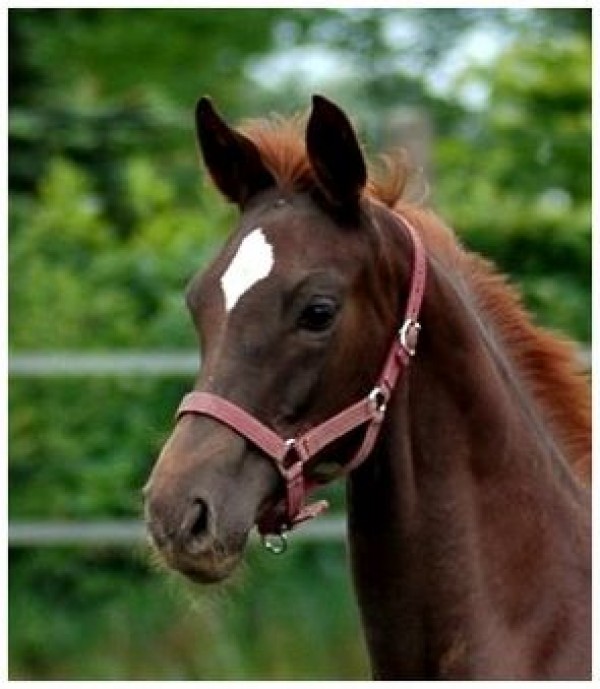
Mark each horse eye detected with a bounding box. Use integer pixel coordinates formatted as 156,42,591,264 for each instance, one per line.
298,299,338,332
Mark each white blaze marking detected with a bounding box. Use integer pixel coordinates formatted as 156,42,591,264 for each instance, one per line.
220,228,274,312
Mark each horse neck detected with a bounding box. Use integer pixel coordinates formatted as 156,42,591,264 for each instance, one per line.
346,245,590,679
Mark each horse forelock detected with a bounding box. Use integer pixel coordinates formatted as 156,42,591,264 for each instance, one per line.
240,114,414,207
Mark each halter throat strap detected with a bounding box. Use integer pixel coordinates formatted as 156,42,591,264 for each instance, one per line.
176,212,427,537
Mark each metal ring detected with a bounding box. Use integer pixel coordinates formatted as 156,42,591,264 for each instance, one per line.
368,386,387,414
261,531,288,555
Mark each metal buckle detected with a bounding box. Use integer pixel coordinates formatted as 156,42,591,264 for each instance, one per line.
281,438,300,472
398,318,421,357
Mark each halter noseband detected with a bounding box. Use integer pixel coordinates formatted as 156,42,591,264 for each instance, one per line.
176,212,427,550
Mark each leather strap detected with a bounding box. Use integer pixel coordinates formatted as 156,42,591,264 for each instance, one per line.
175,211,427,536
177,392,290,462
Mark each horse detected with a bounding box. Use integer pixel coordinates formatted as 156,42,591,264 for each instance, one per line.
143,95,591,679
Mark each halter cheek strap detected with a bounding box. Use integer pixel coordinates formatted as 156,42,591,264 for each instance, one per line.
176,213,427,539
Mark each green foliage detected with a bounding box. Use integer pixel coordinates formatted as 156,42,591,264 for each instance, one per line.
10,544,367,680
9,8,292,112
10,156,231,349
9,7,590,680
433,30,590,340
9,377,185,518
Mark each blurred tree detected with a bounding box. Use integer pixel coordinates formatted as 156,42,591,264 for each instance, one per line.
434,23,590,340
9,9,296,111
8,8,294,220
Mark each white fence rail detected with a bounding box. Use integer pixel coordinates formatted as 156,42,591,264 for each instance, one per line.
8,351,201,377
8,518,347,547
7,347,593,377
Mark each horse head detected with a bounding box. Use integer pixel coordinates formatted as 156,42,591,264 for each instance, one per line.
143,96,407,582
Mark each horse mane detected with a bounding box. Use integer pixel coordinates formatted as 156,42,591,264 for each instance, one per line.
241,115,591,483
399,204,591,483
240,114,413,205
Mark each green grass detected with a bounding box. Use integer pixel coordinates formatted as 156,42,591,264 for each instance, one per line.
9,541,369,680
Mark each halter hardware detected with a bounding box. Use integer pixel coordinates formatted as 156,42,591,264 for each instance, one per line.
175,212,427,551
399,318,421,357
261,530,288,555
368,386,388,415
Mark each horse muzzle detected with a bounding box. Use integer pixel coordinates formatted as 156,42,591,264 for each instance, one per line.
143,415,278,582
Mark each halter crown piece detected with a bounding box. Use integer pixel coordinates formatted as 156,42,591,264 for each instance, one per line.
176,212,427,553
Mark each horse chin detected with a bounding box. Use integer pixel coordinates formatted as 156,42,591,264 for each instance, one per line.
146,523,249,585
179,553,242,584
163,547,244,585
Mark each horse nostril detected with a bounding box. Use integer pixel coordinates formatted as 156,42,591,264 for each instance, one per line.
177,496,213,553
147,493,213,556
189,498,209,539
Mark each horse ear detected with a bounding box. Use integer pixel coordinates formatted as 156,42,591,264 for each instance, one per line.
306,95,367,211
195,97,276,207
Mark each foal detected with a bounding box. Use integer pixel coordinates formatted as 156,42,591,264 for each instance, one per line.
144,95,591,679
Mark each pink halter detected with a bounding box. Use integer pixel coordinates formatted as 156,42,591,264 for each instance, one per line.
176,212,427,547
